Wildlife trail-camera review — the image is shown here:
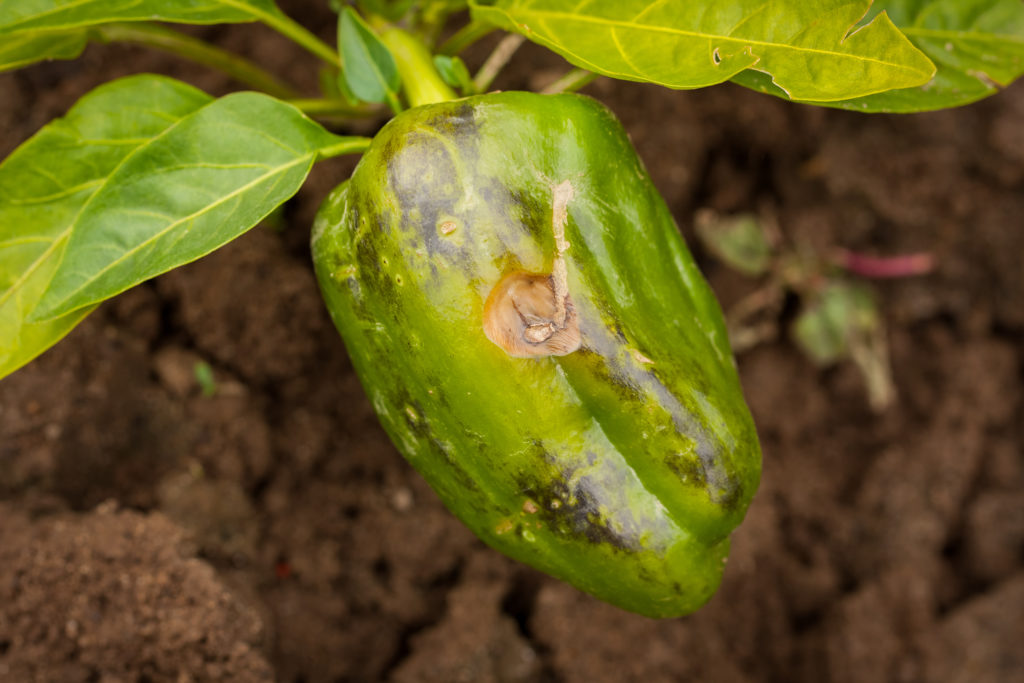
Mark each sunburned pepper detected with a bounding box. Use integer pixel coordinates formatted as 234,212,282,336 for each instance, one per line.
311,92,761,618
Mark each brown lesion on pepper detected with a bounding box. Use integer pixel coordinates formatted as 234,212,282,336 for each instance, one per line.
482,271,581,357
483,180,582,358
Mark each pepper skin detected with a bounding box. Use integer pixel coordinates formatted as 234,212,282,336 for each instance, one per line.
312,92,761,618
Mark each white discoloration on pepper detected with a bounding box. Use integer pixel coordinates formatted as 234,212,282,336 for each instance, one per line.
630,348,654,365
333,264,357,282
551,179,574,330
495,518,515,535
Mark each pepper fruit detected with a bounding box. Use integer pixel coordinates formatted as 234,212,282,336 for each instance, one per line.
311,92,761,618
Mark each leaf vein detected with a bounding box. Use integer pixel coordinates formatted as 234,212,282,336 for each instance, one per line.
1,93,219,312
0,236,54,249
631,0,669,24
510,9,933,75
51,153,312,310
727,1,770,35
609,26,647,79
902,27,1024,47
2,178,104,206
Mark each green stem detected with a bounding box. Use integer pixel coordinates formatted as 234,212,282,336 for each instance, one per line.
438,19,495,56
473,33,525,93
318,136,373,160
93,23,299,99
241,2,341,68
541,68,598,95
377,25,457,107
287,98,382,118
384,89,404,116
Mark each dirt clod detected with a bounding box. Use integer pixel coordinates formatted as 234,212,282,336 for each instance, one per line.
0,503,272,682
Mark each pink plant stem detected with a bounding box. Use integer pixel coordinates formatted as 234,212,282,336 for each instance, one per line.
833,249,935,279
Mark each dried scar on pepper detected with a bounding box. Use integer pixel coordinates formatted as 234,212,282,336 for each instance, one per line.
483,272,581,357
483,180,581,358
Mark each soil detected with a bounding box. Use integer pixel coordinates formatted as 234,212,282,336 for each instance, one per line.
2,5,1022,682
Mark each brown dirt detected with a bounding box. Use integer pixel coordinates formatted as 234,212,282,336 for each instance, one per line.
2,5,1022,682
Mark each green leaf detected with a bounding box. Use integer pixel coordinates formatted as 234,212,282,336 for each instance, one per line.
469,0,935,102
0,0,279,33
792,280,894,409
792,281,879,365
357,0,417,22
193,360,218,396
694,211,774,277
741,0,1024,112
29,91,359,322
0,28,86,72
0,75,213,379
0,0,282,69
337,6,402,107
433,54,474,93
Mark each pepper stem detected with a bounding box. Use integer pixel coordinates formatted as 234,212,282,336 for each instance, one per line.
92,23,300,100
376,25,458,107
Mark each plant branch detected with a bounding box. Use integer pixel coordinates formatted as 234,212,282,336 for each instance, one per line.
437,19,496,55
473,33,526,93
541,68,598,95
377,24,457,107
831,249,935,279
244,3,342,68
93,23,299,99
287,98,382,118
318,137,373,160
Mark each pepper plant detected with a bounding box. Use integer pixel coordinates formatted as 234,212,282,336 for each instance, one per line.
1,0,1022,617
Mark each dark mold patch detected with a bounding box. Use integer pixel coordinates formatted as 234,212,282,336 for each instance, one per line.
515,446,637,553
509,187,553,243
597,350,648,399
664,450,709,491
388,385,480,496
353,234,401,316
570,331,745,513
381,115,480,269
386,129,461,228
419,101,479,167
431,435,481,495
